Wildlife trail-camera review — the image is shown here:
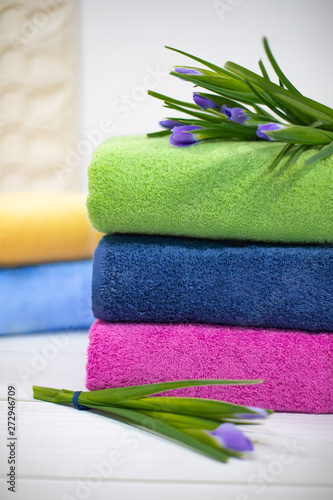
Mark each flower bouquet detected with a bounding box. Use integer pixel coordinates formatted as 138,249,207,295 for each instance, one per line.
34,379,272,463
148,38,333,170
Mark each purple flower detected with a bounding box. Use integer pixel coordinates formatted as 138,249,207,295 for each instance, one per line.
169,125,202,147
209,423,254,453
222,105,248,125
174,67,202,75
256,123,286,141
235,406,268,419
159,120,182,129
193,93,220,110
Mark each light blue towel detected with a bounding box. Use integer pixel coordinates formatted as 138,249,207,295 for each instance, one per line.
0,260,94,334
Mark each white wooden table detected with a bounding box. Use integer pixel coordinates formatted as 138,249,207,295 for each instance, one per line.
1,331,332,500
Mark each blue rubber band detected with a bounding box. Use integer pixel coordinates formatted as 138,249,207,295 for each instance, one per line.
72,391,89,411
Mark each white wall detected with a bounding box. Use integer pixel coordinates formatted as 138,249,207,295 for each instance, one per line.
79,0,333,184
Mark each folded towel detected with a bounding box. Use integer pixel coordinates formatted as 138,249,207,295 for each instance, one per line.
0,192,101,266
87,135,333,243
86,320,333,414
0,260,94,334
92,234,333,332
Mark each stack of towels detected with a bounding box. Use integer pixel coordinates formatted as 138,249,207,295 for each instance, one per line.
86,135,333,413
0,193,100,334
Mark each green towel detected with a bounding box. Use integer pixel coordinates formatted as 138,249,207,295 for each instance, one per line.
87,135,333,243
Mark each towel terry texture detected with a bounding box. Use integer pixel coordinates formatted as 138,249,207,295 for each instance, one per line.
0,260,94,334
0,192,101,266
86,320,333,414
92,234,333,332
87,135,333,243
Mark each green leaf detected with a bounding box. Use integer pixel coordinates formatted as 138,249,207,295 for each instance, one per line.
244,80,289,122
225,61,333,125
33,386,69,403
73,379,263,406
262,90,314,125
288,144,309,166
148,90,199,110
33,386,75,405
303,140,333,166
178,427,237,452
194,75,251,93
110,396,272,420
164,102,224,124
194,126,256,140
170,71,260,105
133,408,221,431
268,143,295,172
165,45,243,82
266,125,333,145
263,37,300,94
258,59,270,81
246,114,279,124
165,117,219,128
251,104,276,120
171,71,255,97
147,130,171,138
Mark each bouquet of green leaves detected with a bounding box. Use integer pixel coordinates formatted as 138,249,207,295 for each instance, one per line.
148,38,333,170
34,379,272,463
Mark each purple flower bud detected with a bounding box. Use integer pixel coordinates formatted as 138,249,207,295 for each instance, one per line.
159,120,182,129
169,125,202,147
221,104,248,125
174,67,202,75
193,93,220,110
256,123,286,141
209,423,254,453
235,406,268,419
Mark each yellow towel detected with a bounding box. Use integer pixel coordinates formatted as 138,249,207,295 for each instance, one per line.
0,192,101,266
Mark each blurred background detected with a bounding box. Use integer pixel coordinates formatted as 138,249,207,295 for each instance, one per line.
0,4,332,493
0,0,332,191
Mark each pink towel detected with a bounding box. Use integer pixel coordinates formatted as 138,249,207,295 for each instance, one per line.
86,321,333,414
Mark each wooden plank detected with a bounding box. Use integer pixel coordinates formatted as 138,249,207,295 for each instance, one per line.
0,331,89,353
1,479,332,500
0,402,332,486
0,332,90,401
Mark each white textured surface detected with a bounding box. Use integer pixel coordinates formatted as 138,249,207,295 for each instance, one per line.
0,0,78,190
0,332,333,500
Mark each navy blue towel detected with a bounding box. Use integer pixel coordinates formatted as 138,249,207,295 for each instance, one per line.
92,235,333,332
